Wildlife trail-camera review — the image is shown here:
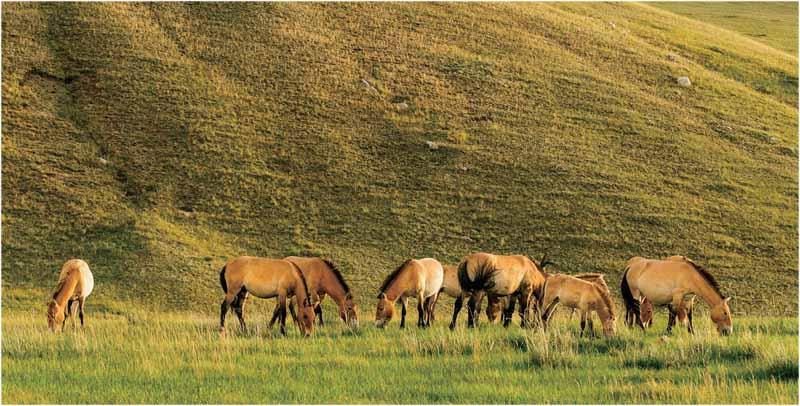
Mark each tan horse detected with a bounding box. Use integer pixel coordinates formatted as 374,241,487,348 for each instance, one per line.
621,256,732,335
375,258,444,328
47,259,94,333
269,257,359,329
440,265,507,328
627,256,696,333
566,273,609,320
457,253,548,328
219,256,316,336
541,273,617,337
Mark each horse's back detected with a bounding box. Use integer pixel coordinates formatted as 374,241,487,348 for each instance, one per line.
60,259,93,298
633,258,698,304
416,258,444,297
226,256,298,298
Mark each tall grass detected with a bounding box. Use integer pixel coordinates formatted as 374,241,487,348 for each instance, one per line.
2,311,796,403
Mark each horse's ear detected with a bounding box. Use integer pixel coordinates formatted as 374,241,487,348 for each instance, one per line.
724,297,732,304
377,292,386,300
345,292,353,300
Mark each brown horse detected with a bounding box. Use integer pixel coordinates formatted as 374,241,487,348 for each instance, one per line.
269,257,359,329
566,273,609,320
375,258,444,328
47,259,94,333
541,273,617,337
219,256,316,336
621,256,732,335
457,253,548,328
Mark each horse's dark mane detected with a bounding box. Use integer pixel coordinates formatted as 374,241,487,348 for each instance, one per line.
379,259,413,294
684,259,723,297
52,269,77,300
289,262,312,301
527,255,549,278
321,258,349,293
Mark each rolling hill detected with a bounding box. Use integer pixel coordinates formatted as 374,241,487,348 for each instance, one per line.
2,2,797,316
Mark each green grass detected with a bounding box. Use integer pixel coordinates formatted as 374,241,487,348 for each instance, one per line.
652,2,798,54
2,311,796,404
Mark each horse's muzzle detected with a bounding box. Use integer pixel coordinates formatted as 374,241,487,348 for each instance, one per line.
720,326,732,336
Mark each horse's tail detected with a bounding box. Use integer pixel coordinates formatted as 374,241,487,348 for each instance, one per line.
620,265,639,326
219,265,228,293
457,258,496,293
457,260,472,292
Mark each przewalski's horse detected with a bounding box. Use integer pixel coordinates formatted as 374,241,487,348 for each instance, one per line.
457,253,547,328
566,273,610,320
375,258,444,329
621,256,732,335
627,256,697,333
540,273,617,337
270,257,359,329
47,259,94,333
219,256,316,336
440,265,506,329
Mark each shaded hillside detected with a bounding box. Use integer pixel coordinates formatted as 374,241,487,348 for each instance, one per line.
2,2,797,315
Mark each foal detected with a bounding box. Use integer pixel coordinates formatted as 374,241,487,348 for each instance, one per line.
47,259,94,333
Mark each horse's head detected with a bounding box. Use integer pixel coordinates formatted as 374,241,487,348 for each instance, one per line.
341,292,359,329
640,298,653,328
296,297,316,337
710,297,733,336
374,292,395,328
47,300,64,333
602,314,617,337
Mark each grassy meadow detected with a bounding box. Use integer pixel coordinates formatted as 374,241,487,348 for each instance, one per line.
2,310,797,404
2,2,798,404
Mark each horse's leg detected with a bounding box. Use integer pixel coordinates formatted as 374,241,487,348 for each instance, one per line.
278,294,288,336
232,290,248,331
314,302,323,326
580,311,587,337
503,296,517,328
587,311,596,338
400,296,408,329
466,293,479,328
449,295,463,330
220,290,237,332
517,293,531,328
428,293,439,324
268,300,282,329
665,307,676,335
417,293,425,328
687,303,695,334
78,297,86,328
65,299,76,330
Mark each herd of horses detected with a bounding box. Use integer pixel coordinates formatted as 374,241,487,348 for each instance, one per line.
48,253,734,338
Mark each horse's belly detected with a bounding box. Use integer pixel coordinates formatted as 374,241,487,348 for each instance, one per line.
638,278,675,305
80,268,93,298
245,282,279,299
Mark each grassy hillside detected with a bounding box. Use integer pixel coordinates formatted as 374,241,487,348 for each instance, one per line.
2,2,797,317
653,2,798,54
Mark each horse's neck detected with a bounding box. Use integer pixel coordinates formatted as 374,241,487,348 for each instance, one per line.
383,278,406,302
321,272,347,301
690,273,724,307
53,274,79,306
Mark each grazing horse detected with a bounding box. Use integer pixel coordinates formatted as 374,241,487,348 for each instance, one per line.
440,265,508,328
457,253,548,328
47,259,94,333
566,273,609,320
621,256,732,335
219,256,316,336
540,274,617,337
270,257,359,329
375,258,444,328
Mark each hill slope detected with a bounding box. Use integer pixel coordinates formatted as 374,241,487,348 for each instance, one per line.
2,2,797,315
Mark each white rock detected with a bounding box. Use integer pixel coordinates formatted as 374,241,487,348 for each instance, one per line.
98,157,108,165
677,76,692,87
425,141,439,150
609,21,616,29
667,53,678,61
